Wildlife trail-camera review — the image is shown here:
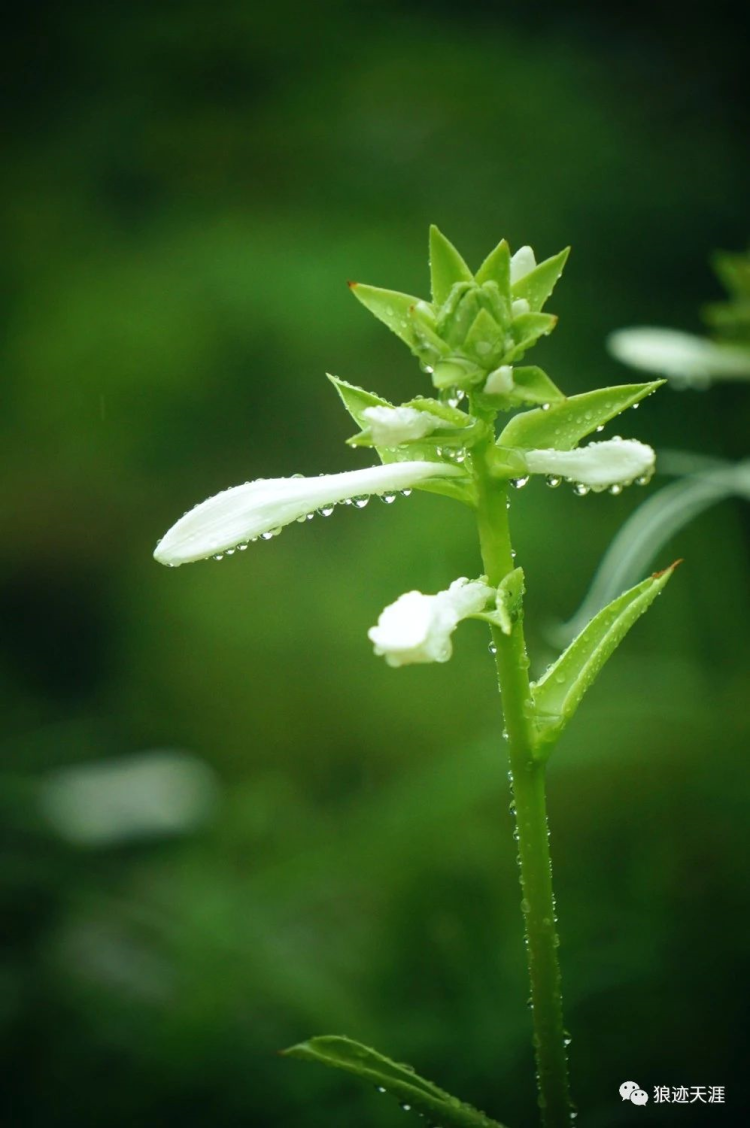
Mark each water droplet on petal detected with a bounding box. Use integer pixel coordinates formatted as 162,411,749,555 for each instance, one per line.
572,482,590,496
318,505,334,516
595,424,605,432
213,554,224,561
545,475,562,489
608,483,623,496
541,402,551,411
400,488,412,497
635,474,651,486
353,496,369,509
380,492,397,504
488,642,497,655
510,476,529,489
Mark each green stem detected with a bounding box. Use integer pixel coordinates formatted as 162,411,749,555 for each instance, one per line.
473,442,572,1128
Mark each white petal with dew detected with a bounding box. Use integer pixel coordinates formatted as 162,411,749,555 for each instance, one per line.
155,461,464,566
608,328,750,384
510,246,536,285
484,365,514,395
368,577,493,667
525,439,655,491
361,405,450,446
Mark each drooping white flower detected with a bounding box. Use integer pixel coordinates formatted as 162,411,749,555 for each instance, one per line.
524,438,655,491
484,365,514,395
608,328,750,386
361,405,449,447
510,246,537,285
368,577,493,667
154,460,464,566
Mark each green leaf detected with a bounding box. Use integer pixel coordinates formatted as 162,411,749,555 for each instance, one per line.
511,248,570,312
283,1035,509,1128
327,374,392,430
472,568,525,635
430,225,474,305
505,312,558,363
349,282,420,347
497,381,663,451
509,366,565,406
475,238,511,295
531,563,680,754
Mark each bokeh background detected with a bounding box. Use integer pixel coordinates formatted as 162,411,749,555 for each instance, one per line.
2,3,748,1126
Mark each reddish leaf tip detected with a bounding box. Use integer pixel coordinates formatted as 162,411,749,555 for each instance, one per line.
652,558,684,579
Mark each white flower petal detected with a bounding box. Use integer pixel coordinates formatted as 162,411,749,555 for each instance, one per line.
154,461,464,566
510,246,537,285
368,577,493,667
525,439,655,491
361,405,449,446
608,328,750,385
484,365,514,395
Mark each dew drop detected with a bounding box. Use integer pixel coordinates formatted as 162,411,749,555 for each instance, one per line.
488,642,497,655
260,532,274,541
400,488,412,497
631,401,640,409
635,474,651,486
545,475,562,489
595,423,605,432
318,505,334,517
296,515,307,523
400,1103,412,1112
376,1086,386,1094
213,554,224,561
572,482,589,496
510,476,529,489
520,898,531,913
238,543,248,550
380,492,397,504
353,496,370,508
608,483,623,496
541,402,551,411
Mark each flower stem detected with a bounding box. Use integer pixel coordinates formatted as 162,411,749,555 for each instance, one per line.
473,442,572,1127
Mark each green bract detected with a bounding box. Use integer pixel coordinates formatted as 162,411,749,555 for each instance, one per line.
350,225,568,396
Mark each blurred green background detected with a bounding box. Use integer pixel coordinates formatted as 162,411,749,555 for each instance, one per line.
2,3,748,1126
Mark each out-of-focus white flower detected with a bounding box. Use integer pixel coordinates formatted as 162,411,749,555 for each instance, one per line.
608,328,750,386
361,405,449,447
39,752,218,846
368,577,493,667
154,460,464,566
484,365,515,395
525,438,655,491
510,246,536,285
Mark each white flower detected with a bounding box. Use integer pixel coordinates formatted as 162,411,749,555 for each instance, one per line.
484,365,514,395
510,246,536,285
608,328,750,386
361,405,449,447
154,460,464,566
525,438,655,491
368,577,493,667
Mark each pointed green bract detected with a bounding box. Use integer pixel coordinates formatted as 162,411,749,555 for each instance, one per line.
531,563,679,754
505,312,558,363
509,366,565,406
348,282,420,347
512,248,570,312
327,374,392,430
283,1036,508,1128
497,381,663,451
430,225,474,305
475,238,511,294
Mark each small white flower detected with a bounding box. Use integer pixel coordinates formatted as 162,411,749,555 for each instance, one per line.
368,577,493,667
361,405,449,447
484,365,514,395
525,438,655,491
154,460,464,566
510,246,536,285
608,327,750,386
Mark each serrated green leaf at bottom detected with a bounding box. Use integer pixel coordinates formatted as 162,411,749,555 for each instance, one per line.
283,1035,509,1128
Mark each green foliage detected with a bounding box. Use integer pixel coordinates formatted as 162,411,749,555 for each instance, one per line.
350,226,569,393
703,249,750,343
284,1036,508,1128
497,381,663,452
531,564,679,754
